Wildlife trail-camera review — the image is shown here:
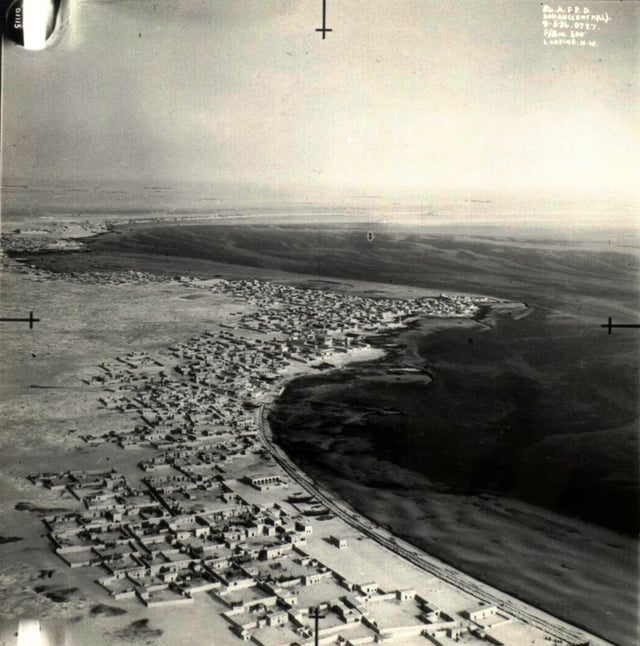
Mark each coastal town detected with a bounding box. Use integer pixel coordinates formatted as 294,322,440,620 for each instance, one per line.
13,269,601,646
2,0,637,641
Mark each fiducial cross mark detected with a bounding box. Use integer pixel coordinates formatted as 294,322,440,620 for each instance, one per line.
0,311,40,329
601,317,640,334
316,0,332,39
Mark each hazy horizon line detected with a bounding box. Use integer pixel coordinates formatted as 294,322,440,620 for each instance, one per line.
3,176,639,203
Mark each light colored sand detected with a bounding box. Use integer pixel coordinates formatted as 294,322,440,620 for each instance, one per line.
0,263,257,642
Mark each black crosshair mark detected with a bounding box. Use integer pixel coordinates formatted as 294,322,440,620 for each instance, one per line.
316,0,332,39
309,606,327,646
601,317,640,334
0,311,40,329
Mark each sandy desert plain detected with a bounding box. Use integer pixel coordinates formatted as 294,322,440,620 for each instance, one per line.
0,216,635,646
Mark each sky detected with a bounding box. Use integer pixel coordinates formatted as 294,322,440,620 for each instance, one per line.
1,0,639,199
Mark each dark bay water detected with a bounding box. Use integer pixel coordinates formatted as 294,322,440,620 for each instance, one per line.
271,310,639,536
269,310,639,644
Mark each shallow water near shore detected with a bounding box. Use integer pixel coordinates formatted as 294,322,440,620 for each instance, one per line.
269,313,639,645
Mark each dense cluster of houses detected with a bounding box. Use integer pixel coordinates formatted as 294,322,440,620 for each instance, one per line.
25,276,546,645
204,278,486,338
30,464,513,645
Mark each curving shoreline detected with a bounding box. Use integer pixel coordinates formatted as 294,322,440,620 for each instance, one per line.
258,406,605,645
261,308,638,646
255,314,613,646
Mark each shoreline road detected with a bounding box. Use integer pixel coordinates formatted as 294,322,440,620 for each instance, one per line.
257,405,613,646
